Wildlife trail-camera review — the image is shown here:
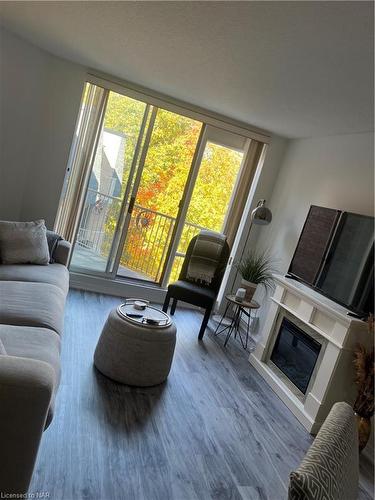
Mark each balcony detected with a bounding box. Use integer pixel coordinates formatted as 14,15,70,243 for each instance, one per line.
71,190,208,283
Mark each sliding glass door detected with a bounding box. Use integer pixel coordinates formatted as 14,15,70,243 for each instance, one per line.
114,108,202,282
69,90,148,275
165,126,247,283
70,89,203,282
67,83,256,286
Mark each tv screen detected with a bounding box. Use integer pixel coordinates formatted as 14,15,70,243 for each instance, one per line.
288,206,374,316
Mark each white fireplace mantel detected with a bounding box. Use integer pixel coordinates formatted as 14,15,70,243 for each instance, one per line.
249,275,372,434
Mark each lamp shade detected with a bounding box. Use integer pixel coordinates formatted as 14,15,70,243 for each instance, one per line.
251,199,272,225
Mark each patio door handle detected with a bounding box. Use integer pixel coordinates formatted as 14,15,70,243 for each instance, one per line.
128,196,136,215
177,198,184,217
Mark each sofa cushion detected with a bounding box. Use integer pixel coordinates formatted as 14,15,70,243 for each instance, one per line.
0,220,50,265
0,324,61,426
0,281,66,336
288,402,358,500
0,263,69,295
0,338,6,355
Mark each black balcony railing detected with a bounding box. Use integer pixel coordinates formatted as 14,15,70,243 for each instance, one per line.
75,189,207,282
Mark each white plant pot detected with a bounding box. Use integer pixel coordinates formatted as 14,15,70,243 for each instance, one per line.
241,279,258,302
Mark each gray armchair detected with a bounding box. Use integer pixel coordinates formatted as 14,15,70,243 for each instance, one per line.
288,402,359,500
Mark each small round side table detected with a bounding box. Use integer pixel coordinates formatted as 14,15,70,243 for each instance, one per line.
214,294,260,350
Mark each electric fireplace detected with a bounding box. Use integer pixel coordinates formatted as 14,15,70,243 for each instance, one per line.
250,275,372,433
270,316,322,394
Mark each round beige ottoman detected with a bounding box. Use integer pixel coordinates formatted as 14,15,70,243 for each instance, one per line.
94,301,176,386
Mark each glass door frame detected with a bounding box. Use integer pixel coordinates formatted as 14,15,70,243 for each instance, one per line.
111,105,202,285
68,86,110,276
107,105,158,279
159,124,248,287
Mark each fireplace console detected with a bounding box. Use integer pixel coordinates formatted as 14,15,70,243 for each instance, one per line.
249,275,372,434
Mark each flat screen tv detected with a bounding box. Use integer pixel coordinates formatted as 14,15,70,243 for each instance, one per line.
288,205,374,317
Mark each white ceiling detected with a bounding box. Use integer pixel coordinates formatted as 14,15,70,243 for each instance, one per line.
0,1,373,138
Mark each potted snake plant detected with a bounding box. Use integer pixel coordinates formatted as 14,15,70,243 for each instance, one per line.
237,250,275,302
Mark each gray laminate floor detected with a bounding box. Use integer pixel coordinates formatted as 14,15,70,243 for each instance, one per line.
30,290,374,500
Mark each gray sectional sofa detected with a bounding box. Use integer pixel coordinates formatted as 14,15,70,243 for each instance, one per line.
0,238,70,495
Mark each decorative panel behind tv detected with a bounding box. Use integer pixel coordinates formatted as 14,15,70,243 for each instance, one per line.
288,206,341,285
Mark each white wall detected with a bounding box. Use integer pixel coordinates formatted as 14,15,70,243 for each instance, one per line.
0,27,85,227
0,28,45,220
252,131,374,330
254,132,374,273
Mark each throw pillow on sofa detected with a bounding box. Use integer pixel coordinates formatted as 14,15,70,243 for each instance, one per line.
0,220,50,265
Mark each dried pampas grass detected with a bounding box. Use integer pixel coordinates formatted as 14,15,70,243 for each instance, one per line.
353,315,374,419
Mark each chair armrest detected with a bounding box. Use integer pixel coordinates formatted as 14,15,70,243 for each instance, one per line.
53,240,71,266
288,402,358,500
0,356,55,495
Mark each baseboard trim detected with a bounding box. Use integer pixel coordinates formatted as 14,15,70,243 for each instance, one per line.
69,272,167,303
69,272,202,311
